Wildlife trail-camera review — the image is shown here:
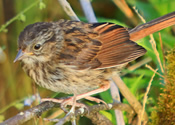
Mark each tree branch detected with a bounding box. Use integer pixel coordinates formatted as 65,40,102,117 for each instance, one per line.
0,101,59,125
112,74,148,123
57,0,80,21
0,101,134,125
79,0,97,23
110,81,125,125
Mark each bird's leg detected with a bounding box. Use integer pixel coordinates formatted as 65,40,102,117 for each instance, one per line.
41,98,64,103
63,94,77,114
84,96,108,107
60,81,110,109
60,94,89,113
75,81,110,101
42,81,110,111
41,96,88,113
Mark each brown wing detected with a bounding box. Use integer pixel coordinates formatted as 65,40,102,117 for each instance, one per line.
91,23,146,69
58,20,146,69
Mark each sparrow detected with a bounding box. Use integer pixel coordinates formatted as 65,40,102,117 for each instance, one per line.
14,19,146,110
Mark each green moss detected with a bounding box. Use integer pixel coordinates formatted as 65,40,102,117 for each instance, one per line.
149,48,175,125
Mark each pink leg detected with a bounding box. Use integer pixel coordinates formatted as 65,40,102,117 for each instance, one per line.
41,98,64,103
75,81,110,101
84,96,107,105
42,81,110,111
42,81,110,102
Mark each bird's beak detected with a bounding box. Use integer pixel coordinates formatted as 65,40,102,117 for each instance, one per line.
14,49,24,63
14,49,33,63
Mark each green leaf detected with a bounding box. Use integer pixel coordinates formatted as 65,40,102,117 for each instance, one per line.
39,2,46,10
130,74,144,94
19,13,26,22
14,103,24,110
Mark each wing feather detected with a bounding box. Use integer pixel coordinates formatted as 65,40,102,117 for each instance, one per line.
58,20,146,69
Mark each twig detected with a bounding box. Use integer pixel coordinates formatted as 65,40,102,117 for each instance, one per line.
133,7,146,23
82,102,133,125
0,101,59,125
71,119,76,125
145,64,164,78
112,74,148,123
0,101,133,125
86,112,113,125
44,109,64,121
55,112,74,125
79,0,97,23
0,0,40,33
150,35,164,73
113,0,137,25
57,0,80,21
123,57,152,75
110,81,125,125
138,68,158,125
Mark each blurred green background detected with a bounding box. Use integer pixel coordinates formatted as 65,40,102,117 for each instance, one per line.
0,0,175,124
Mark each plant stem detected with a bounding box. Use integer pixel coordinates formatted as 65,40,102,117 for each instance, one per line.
0,0,40,33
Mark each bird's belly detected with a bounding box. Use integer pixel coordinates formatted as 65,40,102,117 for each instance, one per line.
36,68,108,94
41,79,100,95
23,62,123,95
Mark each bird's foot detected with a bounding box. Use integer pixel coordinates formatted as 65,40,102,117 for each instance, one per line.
41,96,89,114
85,96,110,109
60,95,89,113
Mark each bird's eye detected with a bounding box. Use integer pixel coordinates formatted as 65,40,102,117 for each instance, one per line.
33,44,41,50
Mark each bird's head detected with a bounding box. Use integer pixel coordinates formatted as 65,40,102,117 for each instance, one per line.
14,22,63,64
